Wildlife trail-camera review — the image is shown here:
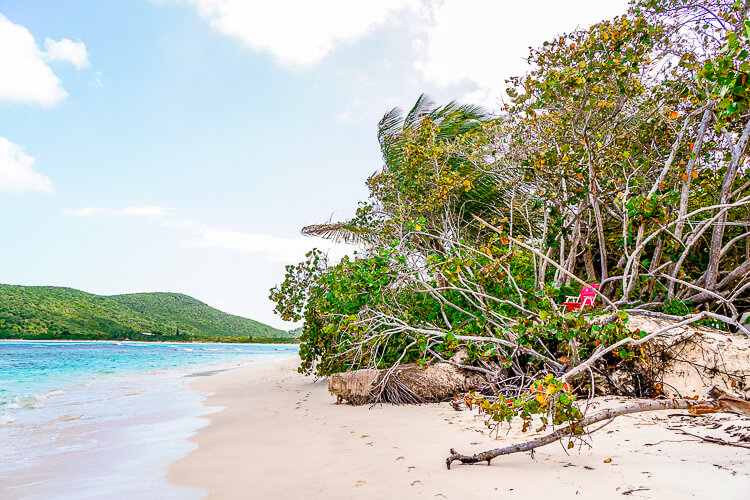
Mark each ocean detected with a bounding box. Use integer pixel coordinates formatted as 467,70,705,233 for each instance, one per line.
0,341,298,499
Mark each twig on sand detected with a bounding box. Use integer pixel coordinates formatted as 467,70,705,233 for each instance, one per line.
666,427,750,450
446,386,750,469
446,398,702,469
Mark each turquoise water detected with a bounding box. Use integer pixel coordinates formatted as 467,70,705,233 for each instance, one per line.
0,341,298,499
0,341,297,420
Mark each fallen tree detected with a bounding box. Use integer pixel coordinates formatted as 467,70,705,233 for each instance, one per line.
270,0,750,469
445,386,750,469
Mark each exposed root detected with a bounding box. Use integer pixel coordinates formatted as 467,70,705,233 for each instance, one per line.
329,362,485,405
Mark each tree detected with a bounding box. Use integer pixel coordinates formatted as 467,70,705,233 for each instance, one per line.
271,0,750,458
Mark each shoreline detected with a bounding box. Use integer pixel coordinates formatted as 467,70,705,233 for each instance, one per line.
0,365,211,499
171,360,750,499
0,346,299,499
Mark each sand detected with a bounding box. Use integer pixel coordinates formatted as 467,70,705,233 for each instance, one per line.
170,359,750,499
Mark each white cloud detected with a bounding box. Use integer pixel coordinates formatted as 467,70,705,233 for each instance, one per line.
61,201,349,263
187,228,352,263
335,111,353,123
117,206,170,217
0,15,66,106
0,137,54,195
43,38,90,69
414,0,629,110
64,206,170,217
64,202,352,263
0,14,89,106
168,0,630,108
173,0,419,68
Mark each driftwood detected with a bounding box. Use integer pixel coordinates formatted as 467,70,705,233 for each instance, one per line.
446,386,750,469
329,362,485,405
690,386,750,415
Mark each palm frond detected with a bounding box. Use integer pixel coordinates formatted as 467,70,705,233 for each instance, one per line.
378,107,404,144
377,95,492,174
302,222,374,245
404,94,436,129
378,107,406,168
432,101,487,139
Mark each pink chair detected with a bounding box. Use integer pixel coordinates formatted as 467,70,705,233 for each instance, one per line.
563,284,600,311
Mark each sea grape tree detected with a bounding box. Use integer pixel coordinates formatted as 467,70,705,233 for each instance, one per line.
271,0,750,428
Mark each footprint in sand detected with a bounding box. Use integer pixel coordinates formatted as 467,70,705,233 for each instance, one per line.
407,466,416,472
355,480,367,487
366,442,374,446
396,456,405,461
360,434,370,438
411,480,422,486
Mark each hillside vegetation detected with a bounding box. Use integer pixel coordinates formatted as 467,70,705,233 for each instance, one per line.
0,285,295,343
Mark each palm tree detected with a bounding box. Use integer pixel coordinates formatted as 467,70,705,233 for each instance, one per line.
302,94,495,246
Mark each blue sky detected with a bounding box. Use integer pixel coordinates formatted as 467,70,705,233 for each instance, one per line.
0,0,627,329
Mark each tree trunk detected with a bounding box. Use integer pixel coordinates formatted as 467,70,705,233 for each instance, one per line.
705,121,750,292
329,362,486,405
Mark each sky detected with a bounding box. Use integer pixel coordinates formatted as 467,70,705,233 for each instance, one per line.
0,0,629,330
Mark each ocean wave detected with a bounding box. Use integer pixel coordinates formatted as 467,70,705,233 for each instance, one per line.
14,395,46,410
1,389,66,413
0,413,18,425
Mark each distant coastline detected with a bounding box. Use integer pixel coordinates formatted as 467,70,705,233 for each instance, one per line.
0,284,299,343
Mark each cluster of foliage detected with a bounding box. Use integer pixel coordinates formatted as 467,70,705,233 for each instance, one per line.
271,0,750,429
463,374,581,435
0,285,295,343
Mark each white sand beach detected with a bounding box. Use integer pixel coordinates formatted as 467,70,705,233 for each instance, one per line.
170,359,750,499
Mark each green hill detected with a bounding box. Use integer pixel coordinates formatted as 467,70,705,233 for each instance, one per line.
0,285,295,343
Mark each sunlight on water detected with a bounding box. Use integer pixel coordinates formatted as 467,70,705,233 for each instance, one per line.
0,341,297,417
0,341,298,499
